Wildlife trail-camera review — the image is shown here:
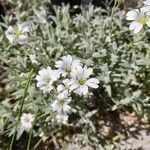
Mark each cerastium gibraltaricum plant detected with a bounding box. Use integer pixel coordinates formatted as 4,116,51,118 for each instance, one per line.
0,1,150,149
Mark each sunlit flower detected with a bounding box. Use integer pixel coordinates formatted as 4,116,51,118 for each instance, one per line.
143,0,150,12
20,113,34,130
36,67,59,93
144,0,150,5
5,23,31,44
57,79,71,99
55,55,80,77
69,65,99,95
51,94,71,114
56,114,69,124
126,9,150,33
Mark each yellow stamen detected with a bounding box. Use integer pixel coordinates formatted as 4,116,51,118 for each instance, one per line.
65,67,71,73
59,100,64,106
15,30,23,36
78,78,85,85
139,17,148,25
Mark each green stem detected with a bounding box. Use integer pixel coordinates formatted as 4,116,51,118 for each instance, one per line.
9,69,33,150
26,110,38,150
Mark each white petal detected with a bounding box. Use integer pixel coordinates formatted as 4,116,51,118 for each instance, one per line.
129,21,138,30
72,59,80,68
144,0,150,6
47,67,52,72
62,55,72,65
51,101,60,111
55,60,63,68
76,65,83,74
83,66,93,78
62,71,68,77
70,83,78,91
81,85,88,95
36,82,43,87
5,26,14,35
57,91,69,99
63,105,71,113
35,74,41,81
52,70,60,80
146,18,150,26
57,84,64,92
7,35,15,43
74,88,82,95
39,68,46,75
133,23,143,33
86,81,99,89
17,35,28,44
5,26,15,43
62,79,70,85
87,78,99,84
141,6,150,12
56,69,64,76
57,92,66,99
41,85,53,93
126,10,139,21
17,23,23,31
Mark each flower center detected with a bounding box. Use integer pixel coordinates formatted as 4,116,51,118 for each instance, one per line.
46,77,51,83
65,66,71,73
24,117,30,123
15,30,23,36
139,17,148,25
78,78,85,85
59,100,64,106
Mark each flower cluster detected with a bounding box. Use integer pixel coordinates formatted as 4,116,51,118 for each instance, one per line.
36,55,99,124
126,0,150,33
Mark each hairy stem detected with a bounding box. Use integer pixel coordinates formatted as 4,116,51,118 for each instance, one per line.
9,69,33,150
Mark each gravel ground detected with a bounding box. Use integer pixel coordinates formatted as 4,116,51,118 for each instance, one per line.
119,130,150,150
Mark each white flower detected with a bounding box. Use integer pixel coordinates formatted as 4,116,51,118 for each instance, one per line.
56,114,69,124
143,0,150,12
20,113,34,130
36,67,59,93
35,7,47,24
57,79,71,99
51,95,71,114
55,55,80,77
69,65,99,95
5,23,31,44
126,9,150,33
29,54,39,64
144,0,150,5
